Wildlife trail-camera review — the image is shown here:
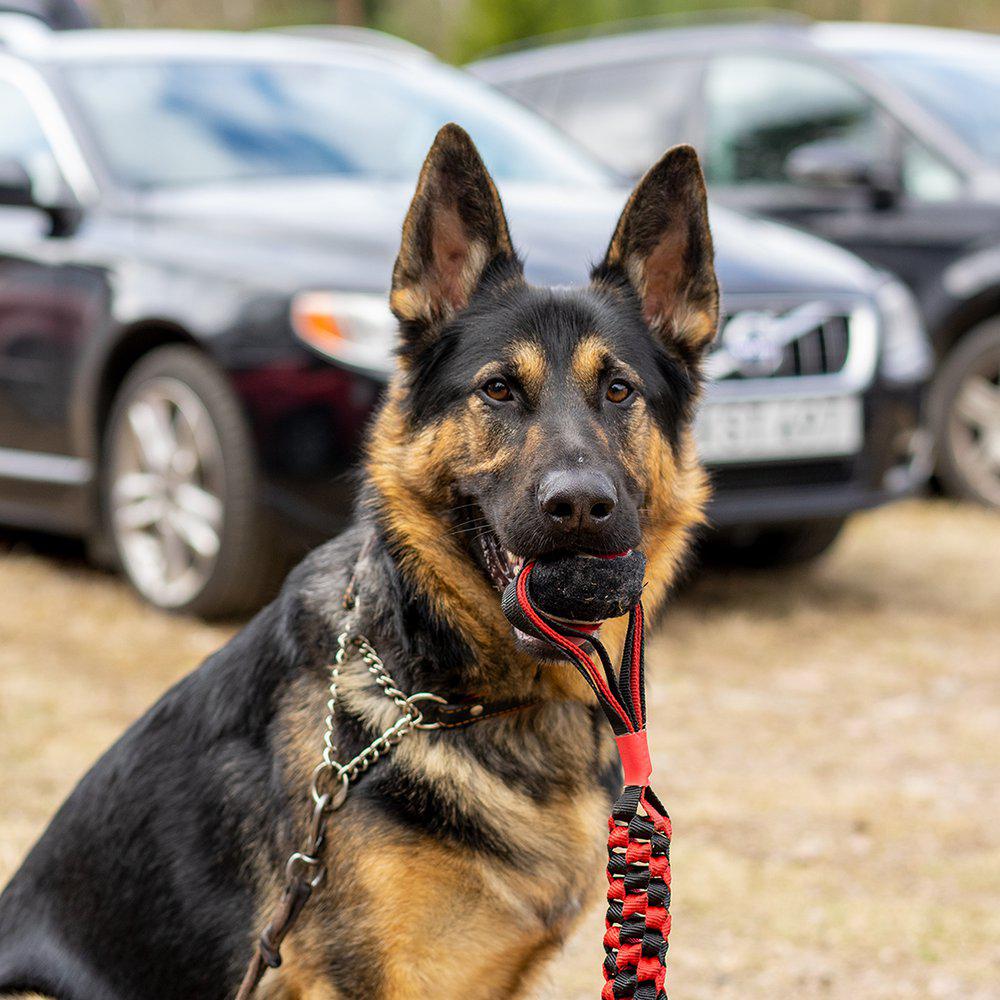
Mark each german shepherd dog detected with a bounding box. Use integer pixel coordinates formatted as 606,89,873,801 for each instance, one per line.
0,125,718,1000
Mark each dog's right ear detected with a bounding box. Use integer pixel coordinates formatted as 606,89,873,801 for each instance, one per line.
390,124,521,348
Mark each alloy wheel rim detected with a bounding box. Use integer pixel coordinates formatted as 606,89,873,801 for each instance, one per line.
110,377,225,607
949,353,1000,507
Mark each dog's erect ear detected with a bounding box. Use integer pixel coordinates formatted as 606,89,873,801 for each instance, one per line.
593,145,718,357
390,124,520,337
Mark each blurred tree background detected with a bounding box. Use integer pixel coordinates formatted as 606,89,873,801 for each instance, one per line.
92,0,999,62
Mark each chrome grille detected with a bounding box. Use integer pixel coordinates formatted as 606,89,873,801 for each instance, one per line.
708,306,853,382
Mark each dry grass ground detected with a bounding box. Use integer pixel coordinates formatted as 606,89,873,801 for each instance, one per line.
1,499,998,999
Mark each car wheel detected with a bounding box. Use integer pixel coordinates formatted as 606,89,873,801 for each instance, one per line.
703,518,846,569
102,345,279,617
931,318,1000,508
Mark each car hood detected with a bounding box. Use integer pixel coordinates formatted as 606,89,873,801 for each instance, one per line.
135,177,880,299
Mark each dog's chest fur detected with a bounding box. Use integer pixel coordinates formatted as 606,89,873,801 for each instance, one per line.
265,640,618,999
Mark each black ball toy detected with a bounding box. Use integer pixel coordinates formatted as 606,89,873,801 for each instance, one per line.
509,549,646,624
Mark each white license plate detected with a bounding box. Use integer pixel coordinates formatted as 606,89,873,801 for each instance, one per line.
695,396,863,464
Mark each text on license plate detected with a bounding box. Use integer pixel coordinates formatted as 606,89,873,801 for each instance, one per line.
695,396,863,464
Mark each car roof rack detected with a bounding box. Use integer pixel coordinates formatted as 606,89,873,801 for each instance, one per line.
0,10,52,51
474,8,811,60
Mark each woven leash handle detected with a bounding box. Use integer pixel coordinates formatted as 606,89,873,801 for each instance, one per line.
603,784,671,1000
505,563,672,999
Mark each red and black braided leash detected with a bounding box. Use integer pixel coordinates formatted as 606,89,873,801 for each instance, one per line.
503,562,671,1000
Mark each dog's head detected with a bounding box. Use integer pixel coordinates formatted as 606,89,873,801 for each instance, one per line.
367,124,717,664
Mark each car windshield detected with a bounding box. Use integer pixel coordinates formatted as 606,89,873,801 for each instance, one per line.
59,54,610,189
852,44,1000,165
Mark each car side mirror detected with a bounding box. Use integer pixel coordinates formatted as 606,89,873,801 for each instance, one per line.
0,157,82,235
0,158,36,209
785,140,899,209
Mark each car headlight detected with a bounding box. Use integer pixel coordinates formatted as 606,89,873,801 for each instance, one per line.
876,279,933,384
290,291,397,379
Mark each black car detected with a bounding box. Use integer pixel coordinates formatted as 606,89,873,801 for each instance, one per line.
471,18,1000,508
0,26,928,615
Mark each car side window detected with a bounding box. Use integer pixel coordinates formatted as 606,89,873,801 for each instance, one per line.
527,59,700,178
704,54,885,186
0,77,61,201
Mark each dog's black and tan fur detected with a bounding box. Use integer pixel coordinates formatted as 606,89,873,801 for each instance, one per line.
0,125,718,1000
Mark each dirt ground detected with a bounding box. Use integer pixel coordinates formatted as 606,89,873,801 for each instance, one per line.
1,499,998,999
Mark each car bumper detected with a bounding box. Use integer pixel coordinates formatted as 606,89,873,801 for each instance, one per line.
705,384,929,528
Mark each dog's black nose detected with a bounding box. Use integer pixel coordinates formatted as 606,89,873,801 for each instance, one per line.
539,469,617,532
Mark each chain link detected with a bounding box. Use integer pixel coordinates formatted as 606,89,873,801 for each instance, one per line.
237,624,448,999
309,632,445,808
279,633,446,896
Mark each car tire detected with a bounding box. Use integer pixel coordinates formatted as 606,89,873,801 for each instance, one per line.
101,344,280,617
703,517,846,569
930,318,1000,508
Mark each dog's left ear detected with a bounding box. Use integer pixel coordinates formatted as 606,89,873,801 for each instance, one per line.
593,145,719,358
390,123,521,342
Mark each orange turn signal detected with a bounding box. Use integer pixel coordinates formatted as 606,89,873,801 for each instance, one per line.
290,292,346,350
289,291,397,378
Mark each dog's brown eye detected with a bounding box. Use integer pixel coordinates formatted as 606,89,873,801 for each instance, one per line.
606,380,632,404
483,378,512,402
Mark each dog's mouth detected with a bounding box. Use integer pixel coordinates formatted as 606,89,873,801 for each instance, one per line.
469,521,603,659
473,526,525,593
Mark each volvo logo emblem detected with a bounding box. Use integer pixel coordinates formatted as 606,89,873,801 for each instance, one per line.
720,312,786,377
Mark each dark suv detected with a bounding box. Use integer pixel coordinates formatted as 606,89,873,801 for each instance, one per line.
472,18,1000,507
0,25,928,614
